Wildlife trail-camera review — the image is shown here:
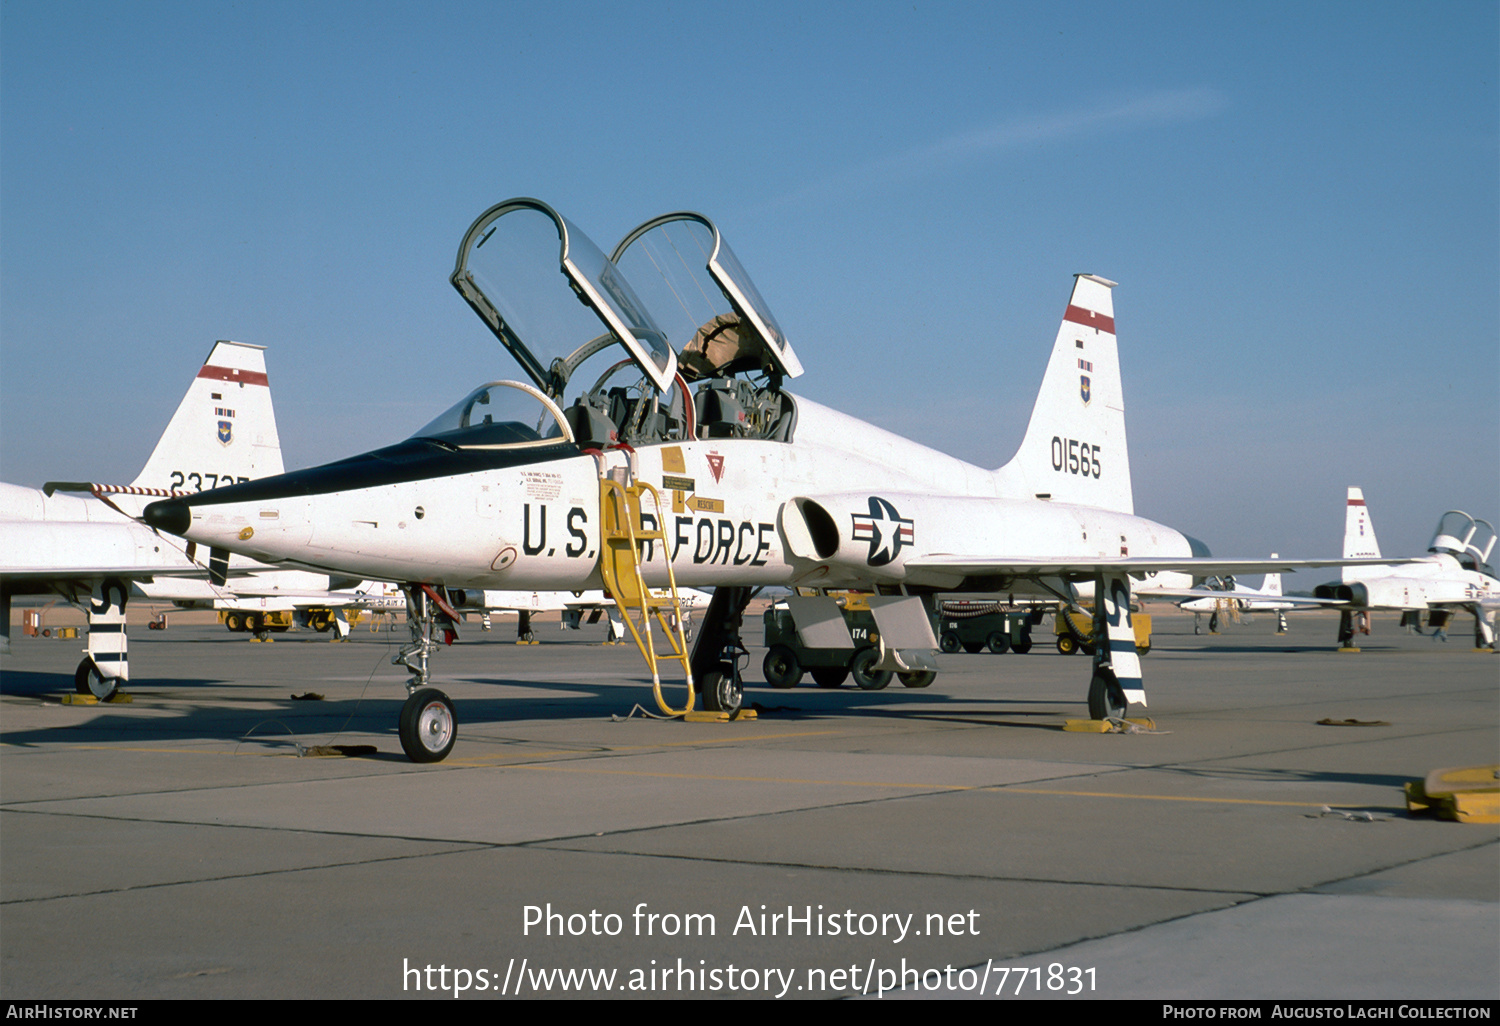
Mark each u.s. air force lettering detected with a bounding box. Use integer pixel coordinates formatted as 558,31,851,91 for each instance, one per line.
672,516,774,566
522,503,589,558
521,503,772,566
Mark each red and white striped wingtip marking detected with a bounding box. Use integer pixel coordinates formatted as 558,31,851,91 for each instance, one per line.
91,484,190,497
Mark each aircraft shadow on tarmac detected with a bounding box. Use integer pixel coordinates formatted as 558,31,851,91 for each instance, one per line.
1149,762,1415,791
1166,642,1421,655
0,665,1092,753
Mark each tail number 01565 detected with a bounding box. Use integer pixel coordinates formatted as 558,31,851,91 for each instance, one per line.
1051,437,1101,479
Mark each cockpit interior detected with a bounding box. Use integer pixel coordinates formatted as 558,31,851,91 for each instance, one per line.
438,199,801,452
1430,510,1497,577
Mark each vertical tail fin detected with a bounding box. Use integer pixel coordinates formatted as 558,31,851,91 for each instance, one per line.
129,341,284,493
998,274,1133,514
1342,487,1381,581
1261,554,1283,597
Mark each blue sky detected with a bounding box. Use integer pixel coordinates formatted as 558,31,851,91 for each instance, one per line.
2,1,1495,570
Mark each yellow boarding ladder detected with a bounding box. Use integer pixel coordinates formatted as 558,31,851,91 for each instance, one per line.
598,477,695,716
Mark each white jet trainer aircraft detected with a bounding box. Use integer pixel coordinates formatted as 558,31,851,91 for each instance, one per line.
1141,555,1334,634
1312,487,1498,648
142,199,1380,761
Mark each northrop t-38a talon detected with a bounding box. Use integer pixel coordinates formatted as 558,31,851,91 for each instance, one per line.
143,198,1383,761
1314,488,1498,648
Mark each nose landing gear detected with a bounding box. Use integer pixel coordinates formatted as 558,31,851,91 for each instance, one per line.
393,585,462,762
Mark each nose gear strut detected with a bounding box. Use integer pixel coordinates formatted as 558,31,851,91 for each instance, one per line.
393,585,462,762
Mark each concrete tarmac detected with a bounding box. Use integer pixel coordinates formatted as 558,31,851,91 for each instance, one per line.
2,611,1495,1000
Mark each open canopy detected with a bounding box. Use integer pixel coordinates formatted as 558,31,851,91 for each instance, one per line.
611,212,802,381
451,198,677,397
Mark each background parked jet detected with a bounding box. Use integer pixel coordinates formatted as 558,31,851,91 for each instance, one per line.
1142,555,1334,634
447,586,711,641
1,341,403,691
1313,488,1498,648
142,574,407,637
1,341,282,693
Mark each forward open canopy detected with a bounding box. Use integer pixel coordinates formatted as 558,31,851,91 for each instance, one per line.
451,198,677,397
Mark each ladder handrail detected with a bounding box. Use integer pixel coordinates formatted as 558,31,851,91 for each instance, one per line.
599,477,696,716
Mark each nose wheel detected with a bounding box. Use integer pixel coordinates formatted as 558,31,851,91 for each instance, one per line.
393,585,462,761
400,688,457,763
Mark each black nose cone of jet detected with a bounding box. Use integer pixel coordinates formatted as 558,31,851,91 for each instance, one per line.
142,498,191,537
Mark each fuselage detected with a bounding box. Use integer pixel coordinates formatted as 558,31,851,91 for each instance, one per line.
1178,590,1294,613
145,394,1194,597
0,482,199,589
1330,555,1499,610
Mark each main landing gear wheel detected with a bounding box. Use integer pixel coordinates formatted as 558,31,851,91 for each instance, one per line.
850,648,892,691
701,669,744,715
762,646,802,689
898,670,936,688
74,657,119,701
810,666,848,688
1087,671,1127,721
399,688,456,763
939,632,962,654
690,586,753,716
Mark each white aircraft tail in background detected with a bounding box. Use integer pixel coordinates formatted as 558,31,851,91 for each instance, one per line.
127,341,284,499
1,341,279,691
1341,487,1382,573
35,341,283,519
1260,564,1283,598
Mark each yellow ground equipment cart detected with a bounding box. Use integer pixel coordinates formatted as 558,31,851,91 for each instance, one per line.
1055,607,1152,656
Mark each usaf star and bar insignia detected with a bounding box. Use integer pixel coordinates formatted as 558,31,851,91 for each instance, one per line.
851,496,914,567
